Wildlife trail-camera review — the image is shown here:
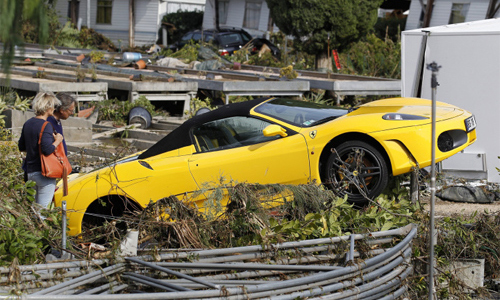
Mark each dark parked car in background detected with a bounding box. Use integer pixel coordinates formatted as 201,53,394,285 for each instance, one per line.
170,27,281,59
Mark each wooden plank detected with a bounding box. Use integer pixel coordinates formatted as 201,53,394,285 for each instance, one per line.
92,124,137,139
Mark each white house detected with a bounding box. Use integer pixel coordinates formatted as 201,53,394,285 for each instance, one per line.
202,0,278,38
162,0,205,14
54,0,206,47
406,0,500,30
202,0,411,39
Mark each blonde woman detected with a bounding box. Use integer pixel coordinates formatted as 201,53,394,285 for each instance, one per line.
18,92,64,209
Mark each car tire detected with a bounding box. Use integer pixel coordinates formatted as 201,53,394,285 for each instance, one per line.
324,141,389,205
81,196,141,242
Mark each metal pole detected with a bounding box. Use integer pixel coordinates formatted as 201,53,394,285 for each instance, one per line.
125,257,219,289
426,61,441,300
62,201,67,254
87,0,90,29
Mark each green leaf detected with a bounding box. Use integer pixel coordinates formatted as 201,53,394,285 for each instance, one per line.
381,221,394,232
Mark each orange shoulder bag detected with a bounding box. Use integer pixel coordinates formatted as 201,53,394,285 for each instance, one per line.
39,121,72,196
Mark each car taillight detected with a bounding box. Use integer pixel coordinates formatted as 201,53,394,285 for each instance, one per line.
252,47,257,52
219,49,229,56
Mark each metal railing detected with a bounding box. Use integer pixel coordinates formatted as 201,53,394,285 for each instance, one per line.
0,224,417,299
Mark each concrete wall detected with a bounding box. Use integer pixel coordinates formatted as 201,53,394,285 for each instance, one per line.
3,110,93,145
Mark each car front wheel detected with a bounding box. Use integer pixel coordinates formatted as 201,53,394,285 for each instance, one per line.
324,141,389,205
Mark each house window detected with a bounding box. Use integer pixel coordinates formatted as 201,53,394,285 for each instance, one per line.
243,1,261,30
218,0,229,24
449,3,469,24
97,0,113,24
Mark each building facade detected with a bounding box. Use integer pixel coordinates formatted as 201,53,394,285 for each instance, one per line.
54,0,206,47
406,0,500,30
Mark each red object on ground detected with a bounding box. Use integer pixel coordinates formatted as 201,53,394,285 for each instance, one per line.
332,50,341,70
78,106,95,118
134,60,146,69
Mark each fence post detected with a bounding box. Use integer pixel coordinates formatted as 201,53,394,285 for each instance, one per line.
62,200,67,256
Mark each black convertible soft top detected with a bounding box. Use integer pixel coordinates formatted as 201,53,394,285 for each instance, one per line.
138,97,271,159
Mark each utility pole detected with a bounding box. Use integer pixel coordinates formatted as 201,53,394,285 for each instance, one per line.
422,0,435,27
214,0,220,31
427,61,441,300
129,0,135,48
486,0,500,18
87,0,90,29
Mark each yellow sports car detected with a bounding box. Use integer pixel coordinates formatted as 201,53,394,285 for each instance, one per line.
54,97,476,236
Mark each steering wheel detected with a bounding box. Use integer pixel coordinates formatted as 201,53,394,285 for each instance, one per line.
294,113,304,125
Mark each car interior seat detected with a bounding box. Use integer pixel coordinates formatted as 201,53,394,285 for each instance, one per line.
194,133,215,152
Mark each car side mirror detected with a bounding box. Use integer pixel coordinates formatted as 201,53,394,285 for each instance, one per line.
263,124,287,137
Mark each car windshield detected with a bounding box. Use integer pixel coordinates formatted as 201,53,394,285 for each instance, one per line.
241,32,252,43
219,33,243,45
204,33,214,42
181,33,193,42
254,98,348,127
192,32,202,41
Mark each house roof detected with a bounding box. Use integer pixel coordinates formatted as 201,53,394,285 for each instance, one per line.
404,18,500,35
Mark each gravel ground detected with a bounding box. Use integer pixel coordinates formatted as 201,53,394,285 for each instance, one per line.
416,177,500,218
423,196,500,217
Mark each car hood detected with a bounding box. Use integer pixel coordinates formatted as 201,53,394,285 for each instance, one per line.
348,97,464,121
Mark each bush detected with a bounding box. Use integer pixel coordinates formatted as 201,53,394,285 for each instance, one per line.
338,33,401,79
374,16,407,42
21,1,60,45
51,22,117,51
77,27,117,51
0,130,62,266
161,10,204,45
93,96,157,126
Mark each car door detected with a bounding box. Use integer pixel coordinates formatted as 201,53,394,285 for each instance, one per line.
188,116,310,189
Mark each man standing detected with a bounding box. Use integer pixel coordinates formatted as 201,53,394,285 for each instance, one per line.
48,93,76,155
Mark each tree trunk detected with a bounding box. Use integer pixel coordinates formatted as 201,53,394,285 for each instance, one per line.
316,51,332,72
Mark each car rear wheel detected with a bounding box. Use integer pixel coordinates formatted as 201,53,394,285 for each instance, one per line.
81,196,141,243
324,141,389,205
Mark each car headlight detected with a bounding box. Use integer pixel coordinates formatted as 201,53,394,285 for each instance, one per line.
382,113,428,120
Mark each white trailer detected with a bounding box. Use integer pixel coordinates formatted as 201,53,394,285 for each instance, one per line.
402,18,500,182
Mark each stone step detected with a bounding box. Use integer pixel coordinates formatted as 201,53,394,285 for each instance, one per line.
122,138,158,150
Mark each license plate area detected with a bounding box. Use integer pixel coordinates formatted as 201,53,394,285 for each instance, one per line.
465,115,476,132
